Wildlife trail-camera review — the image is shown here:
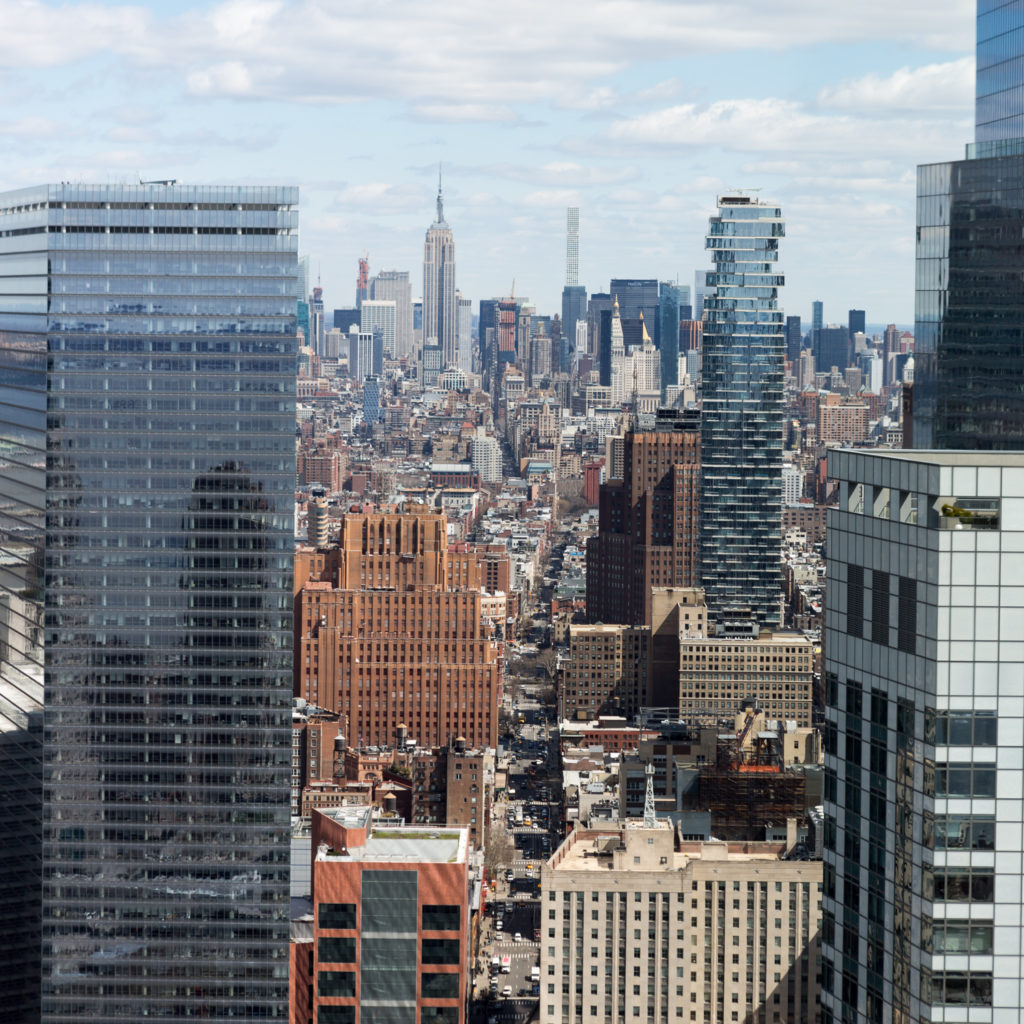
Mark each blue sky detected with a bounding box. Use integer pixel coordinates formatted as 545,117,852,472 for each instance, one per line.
0,0,974,327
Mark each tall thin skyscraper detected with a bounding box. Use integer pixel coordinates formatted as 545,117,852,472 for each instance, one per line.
0,183,297,1021
565,206,580,286
423,170,457,369
916,1,1024,448
700,195,785,627
659,281,681,396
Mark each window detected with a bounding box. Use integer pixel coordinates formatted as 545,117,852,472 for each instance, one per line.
317,971,356,997
421,972,460,998
936,711,997,747
932,922,993,955
318,902,356,929
318,1009,356,1024
422,939,461,965
936,763,996,798
932,971,993,1006
934,869,994,902
318,936,355,963
423,905,461,931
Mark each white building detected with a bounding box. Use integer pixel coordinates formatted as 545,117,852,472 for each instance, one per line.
359,299,396,358
471,427,502,485
823,449,1024,1023
456,291,473,373
782,462,803,505
370,270,413,358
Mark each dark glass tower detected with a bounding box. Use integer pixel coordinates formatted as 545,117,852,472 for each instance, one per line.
0,183,297,1021
914,1,1024,449
658,281,681,396
700,195,785,627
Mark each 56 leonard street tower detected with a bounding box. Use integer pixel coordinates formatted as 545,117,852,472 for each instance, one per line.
0,183,298,1020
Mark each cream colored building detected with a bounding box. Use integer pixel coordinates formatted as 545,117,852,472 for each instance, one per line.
678,631,814,727
540,822,821,1024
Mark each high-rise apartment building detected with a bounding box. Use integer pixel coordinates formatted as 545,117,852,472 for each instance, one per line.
456,291,473,373
822,448,1024,1024
700,195,785,627
470,427,503,485
915,1,1024,448
785,314,803,364
587,409,701,626
423,176,457,369
540,821,821,1024
297,806,470,1024
659,281,681,396
294,507,502,749
0,182,297,1021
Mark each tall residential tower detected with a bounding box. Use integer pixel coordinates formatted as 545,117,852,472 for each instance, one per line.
700,195,785,627
0,183,297,1021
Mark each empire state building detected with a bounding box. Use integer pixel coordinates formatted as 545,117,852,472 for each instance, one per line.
422,173,457,369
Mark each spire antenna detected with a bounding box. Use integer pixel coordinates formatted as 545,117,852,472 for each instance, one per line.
436,163,444,223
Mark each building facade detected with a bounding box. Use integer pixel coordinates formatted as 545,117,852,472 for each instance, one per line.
587,409,701,627
700,195,786,627
822,449,1024,1024
300,806,470,1024
294,508,503,749
0,182,297,1021
359,299,396,359
559,623,649,721
423,180,457,369
370,270,413,359
540,822,821,1024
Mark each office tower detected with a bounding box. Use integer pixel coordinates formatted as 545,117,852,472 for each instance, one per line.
608,298,627,402
540,821,821,1024
693,270,712,319
333,306,360,332
700,195,785,627
359,298,396,358
587,409,701,626
812,300,823,335
915,2,1024,446
821,448,1024,1024
786,314,803,364
456,290,473,373
471,427,502,485
310,284,326,354
422,173,457,368
848,308,865,340
349,327,375,380
815,325,851,373
370,270,413,359
0,183,296,1020
297,807,469,1024
609,278,659,341
294,507,502,748
478,297,498,378
659,281,681,395
559,624,649,720
297,298,309,342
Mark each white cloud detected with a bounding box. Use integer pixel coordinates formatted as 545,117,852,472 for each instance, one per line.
818,57,974,113
409,103,521,124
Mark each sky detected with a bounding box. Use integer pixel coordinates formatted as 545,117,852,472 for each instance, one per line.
0,0,975,327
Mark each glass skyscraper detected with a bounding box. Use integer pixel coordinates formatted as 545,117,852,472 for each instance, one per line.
700,195,785,627
914,1,1024,449
0,183,297,1020
658,281,681,397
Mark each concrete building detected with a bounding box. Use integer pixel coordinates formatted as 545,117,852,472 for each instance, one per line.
678,631,815,727
471,427,503,485
540,821,821,1024
822,449,1024,1024
818,397,869,447
294,507,503,749
297,806,470,1024
308,493,331,548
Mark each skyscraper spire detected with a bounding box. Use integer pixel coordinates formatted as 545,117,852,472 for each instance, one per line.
436,163,444,224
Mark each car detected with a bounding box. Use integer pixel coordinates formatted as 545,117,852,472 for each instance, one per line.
525,863,532,871
513,932,522,943
505,901,514,914
502,985,513,998
496,918,503,931
506,870,514,881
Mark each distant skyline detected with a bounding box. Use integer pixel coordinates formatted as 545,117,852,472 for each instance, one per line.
0,0,973,322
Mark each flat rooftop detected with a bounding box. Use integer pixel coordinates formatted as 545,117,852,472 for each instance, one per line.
843,449,1024,467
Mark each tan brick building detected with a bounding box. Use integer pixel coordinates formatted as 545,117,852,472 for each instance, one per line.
540,822,821,1024
678,631,815,726
559,623,649,720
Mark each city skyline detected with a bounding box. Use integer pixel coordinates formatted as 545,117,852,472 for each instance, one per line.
0,0,974,321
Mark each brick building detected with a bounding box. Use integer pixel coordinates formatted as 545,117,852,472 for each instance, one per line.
295,507,503,749
586,409,700,626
